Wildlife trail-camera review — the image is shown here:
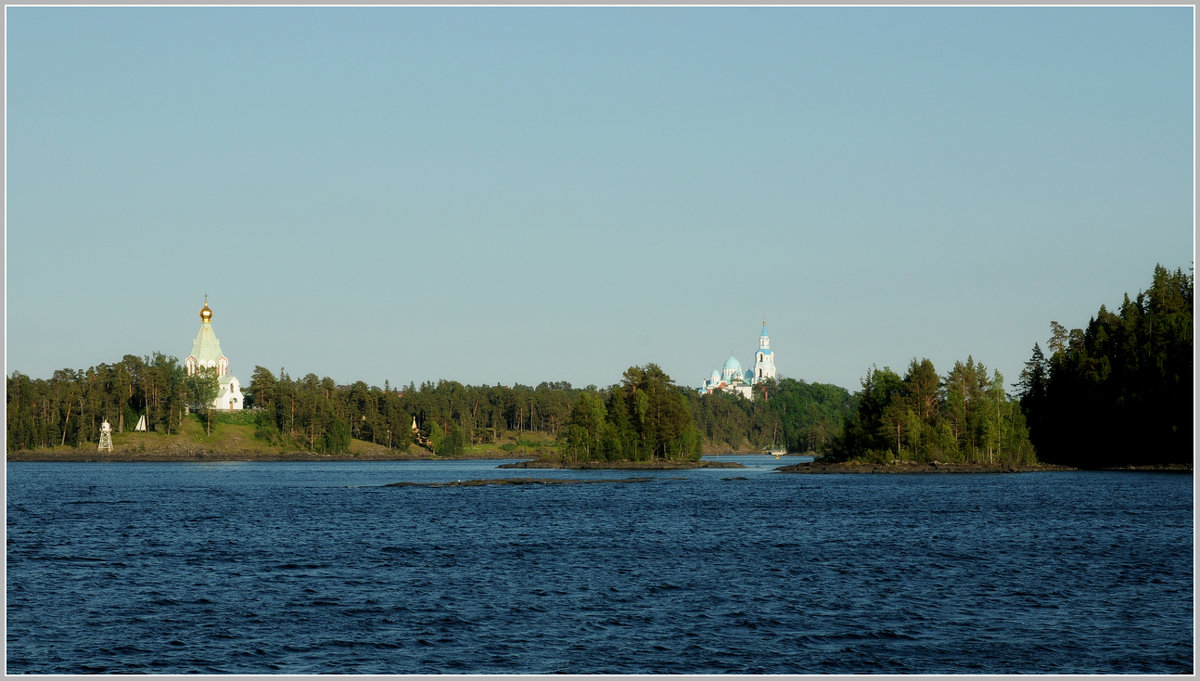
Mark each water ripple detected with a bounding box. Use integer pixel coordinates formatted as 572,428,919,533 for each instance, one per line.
5,463,1193,674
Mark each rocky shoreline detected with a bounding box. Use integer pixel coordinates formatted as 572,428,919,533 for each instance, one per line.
9,449,1186,473
4,447,748,467
385,476,659,487
777,460,1078,474
497,458,745,470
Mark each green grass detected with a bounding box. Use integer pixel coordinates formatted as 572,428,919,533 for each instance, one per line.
208,410,259,427
103,414,278,454
460,430,557,457
19,419,564,460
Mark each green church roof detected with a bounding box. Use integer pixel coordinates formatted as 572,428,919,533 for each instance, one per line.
189,323,225,364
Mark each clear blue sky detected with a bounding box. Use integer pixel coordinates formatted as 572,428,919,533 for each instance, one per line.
5,6,1194,392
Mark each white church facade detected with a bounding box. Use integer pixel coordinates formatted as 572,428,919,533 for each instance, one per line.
185,296,244,410
701,321,777,399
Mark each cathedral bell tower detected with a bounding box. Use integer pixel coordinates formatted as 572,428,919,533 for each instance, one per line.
753,319,776,382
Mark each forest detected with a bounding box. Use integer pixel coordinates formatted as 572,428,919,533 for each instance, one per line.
1016,264,1193,468
4,355,851,460
824,357,1037,466
821,265,1193,468
557,366,854,462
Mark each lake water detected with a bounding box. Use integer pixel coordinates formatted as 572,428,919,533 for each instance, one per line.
5,457,1193,674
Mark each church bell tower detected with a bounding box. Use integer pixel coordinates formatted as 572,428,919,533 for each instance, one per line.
753,319,776,382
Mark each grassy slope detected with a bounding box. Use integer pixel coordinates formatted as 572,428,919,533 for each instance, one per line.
7,415,562,461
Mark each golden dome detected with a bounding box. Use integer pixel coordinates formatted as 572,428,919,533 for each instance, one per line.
200,297,213,322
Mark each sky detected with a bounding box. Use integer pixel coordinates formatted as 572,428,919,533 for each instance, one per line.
4,6,1194,393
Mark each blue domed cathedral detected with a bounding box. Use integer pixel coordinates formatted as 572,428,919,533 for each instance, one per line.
700,321,777,399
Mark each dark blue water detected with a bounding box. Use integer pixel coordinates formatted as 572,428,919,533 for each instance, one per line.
6,457,1193,674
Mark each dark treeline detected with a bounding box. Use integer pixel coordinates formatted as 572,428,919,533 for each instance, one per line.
1017,264,1193,468
6,358,851,458
825,357,1037,465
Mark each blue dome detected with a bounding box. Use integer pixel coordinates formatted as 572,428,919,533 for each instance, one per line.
723,356,742,372
710,369,721,381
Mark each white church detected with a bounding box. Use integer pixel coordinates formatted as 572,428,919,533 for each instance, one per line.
701,321,778,399
185,296,244,410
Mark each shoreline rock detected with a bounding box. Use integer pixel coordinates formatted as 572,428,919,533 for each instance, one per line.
498,459,745,470
776,460,1079,474
385,476,658,487
10,450,1184,473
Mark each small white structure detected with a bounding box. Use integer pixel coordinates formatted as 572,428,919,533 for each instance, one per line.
134,414,147,431
98,419,114,452
185,296,245,410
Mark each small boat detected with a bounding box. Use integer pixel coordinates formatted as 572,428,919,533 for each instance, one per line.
765,426,786,458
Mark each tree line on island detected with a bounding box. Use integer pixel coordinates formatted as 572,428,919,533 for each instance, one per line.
1016,264,1192,469
824,356,1037,466
6,265,1191,468
4,356,852,460
822,264,1192,469
557,366,854,462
